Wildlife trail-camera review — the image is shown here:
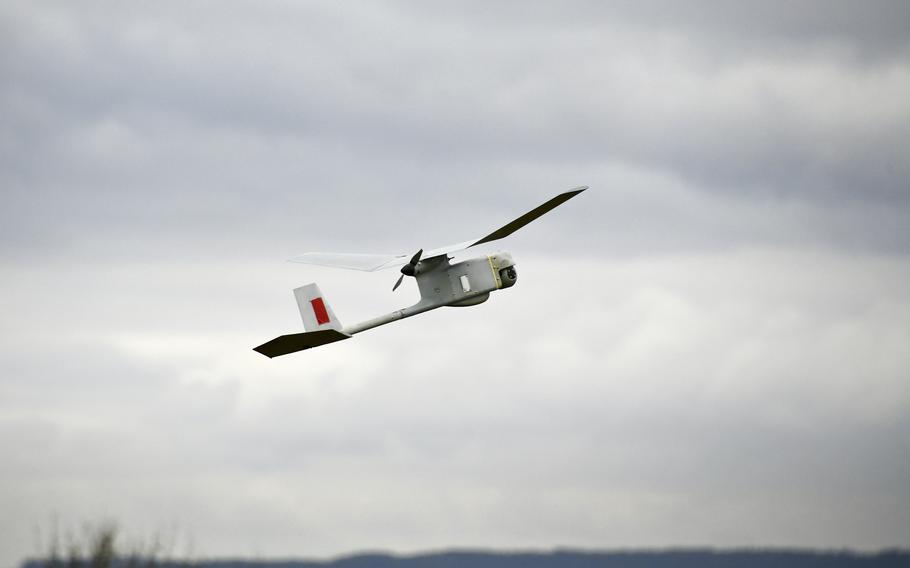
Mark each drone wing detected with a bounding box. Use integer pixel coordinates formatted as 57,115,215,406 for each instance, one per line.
288,186,587,271
422,185,588,259
288,252,409,271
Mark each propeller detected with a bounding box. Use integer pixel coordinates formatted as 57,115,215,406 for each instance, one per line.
392,248,423,291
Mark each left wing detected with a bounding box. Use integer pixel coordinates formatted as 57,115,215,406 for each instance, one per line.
422,186,587,258
288,252,408,272
288,186,587,271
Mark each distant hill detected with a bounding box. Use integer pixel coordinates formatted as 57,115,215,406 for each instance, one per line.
23,549,910,568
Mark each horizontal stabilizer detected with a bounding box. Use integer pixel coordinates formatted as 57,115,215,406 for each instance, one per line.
253,329,351,358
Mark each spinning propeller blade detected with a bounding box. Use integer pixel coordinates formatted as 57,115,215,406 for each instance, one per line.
393,249,423,291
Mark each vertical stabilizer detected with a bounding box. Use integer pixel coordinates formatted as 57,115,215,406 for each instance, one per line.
294,283,343,332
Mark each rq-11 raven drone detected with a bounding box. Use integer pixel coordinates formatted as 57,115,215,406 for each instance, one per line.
254,186,587,358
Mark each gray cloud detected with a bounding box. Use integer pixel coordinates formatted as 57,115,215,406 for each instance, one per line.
2,1,909,259
2,1,910,565
2,251,909,562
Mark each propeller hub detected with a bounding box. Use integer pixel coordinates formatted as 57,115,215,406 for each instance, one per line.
392,248,423,291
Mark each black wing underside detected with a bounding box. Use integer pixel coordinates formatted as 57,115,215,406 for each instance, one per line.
253,329,351,358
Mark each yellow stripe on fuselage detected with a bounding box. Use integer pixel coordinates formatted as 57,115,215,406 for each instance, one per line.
488,255,502,289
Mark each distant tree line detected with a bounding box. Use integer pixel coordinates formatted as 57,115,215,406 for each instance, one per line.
22,523,910,568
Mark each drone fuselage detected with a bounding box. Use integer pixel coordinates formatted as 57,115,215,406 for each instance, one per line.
416,251,517,307
342,252,517,335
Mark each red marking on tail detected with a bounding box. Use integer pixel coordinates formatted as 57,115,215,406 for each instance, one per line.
310,298,330,325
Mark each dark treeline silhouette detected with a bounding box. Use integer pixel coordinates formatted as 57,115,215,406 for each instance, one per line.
24,549,910,568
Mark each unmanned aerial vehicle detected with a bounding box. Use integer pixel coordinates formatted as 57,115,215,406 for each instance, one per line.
254,186,587,357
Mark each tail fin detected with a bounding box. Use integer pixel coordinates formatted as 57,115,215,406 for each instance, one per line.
252,283,349,358
294,283,344,332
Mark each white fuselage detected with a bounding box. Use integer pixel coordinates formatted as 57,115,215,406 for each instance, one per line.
342,252,517,335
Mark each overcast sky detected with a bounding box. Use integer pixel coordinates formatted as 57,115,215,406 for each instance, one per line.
2,1,909,565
